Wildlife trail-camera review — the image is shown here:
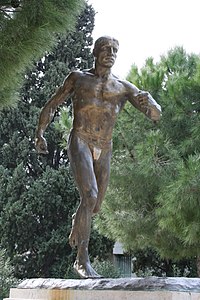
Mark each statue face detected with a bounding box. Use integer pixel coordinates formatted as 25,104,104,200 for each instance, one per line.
95,40,119,68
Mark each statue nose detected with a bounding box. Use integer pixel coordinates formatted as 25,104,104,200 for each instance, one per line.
110,47,114,54
107,47,114,55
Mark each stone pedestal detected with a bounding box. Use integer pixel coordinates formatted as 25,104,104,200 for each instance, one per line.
5,277,200,300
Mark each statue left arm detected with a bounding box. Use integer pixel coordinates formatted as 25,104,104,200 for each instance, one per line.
135,90,162,121
124,81,162,121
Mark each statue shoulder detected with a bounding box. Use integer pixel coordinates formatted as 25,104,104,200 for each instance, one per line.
67,70,83,80
111,74,130,87
118,78,140,95
68,69,93,80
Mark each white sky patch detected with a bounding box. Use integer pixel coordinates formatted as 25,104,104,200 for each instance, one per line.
88,0,200,78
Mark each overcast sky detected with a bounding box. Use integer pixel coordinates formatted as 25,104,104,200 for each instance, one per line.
88,0,200,78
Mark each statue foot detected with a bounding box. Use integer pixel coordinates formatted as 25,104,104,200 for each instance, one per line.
74,260,103,279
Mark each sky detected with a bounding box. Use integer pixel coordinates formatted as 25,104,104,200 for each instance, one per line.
88,0,200,78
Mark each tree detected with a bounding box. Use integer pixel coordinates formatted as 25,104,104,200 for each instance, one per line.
0,249,18,300
0,4,113,279
95,47,200,276
0,0,85,108
157,155,200,276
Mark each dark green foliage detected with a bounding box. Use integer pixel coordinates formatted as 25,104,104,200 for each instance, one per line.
0,0,85,107
0,249,19,300
0,164,79,278
92,259,120,278
95,47,200,276
133,249,196,277
0,4,113,279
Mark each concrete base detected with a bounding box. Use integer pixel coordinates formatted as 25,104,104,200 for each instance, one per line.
4,277,200,300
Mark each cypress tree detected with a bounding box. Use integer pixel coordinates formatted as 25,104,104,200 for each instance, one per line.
0,4,113,279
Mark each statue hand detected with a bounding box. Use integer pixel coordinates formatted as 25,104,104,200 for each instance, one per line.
137,91,161,121
35,136,48,154
137,91,149,108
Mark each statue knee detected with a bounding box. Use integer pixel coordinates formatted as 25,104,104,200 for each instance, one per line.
84,187,98,211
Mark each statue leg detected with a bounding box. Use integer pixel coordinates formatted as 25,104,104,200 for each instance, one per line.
93,147,112,214
67,134,102,278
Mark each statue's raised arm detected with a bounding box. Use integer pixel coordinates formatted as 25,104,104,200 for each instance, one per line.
134,90,161,121
123,80,161,121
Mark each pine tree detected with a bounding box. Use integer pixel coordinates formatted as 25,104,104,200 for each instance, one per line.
0,0,85,108
0,4,113,279
95,47,200,276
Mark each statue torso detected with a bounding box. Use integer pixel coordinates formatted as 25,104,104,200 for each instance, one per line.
72,71,127,141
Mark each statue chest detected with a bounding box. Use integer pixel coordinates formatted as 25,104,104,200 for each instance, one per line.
73,77,126,111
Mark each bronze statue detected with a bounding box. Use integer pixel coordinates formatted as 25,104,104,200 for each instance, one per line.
35,36,161,279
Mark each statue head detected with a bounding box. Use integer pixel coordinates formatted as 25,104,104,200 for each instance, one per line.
93,36,119,57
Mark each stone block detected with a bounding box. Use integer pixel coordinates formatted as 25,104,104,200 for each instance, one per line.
4,277,200,300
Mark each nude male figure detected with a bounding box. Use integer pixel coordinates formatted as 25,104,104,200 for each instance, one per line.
35,36,161,279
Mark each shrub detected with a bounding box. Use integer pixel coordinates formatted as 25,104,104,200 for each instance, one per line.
92,259,120,278
0,249,19,300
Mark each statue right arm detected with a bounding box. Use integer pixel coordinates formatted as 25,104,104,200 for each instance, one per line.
35,72,77,154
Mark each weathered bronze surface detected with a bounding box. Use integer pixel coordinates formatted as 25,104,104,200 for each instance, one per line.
35,36,161,279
